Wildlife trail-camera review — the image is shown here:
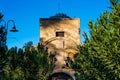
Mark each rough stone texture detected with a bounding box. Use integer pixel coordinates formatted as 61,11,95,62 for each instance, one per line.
40,18,80,68
40,18,80,80
40,18,80,60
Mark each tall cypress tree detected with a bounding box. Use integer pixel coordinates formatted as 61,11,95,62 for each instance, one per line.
73,0,120,80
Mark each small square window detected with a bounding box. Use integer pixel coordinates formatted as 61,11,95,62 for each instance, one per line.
56,32,64,37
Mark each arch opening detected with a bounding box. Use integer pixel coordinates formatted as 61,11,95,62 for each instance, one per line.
48,72,74,80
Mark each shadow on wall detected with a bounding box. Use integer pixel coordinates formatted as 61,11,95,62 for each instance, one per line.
40,18,75,29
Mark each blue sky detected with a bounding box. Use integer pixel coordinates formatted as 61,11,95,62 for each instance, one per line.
0,0,110,48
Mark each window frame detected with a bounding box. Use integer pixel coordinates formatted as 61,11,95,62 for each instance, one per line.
56,31,64,37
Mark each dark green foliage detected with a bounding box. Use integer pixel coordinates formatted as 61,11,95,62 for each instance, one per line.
0,13,54,80
0,42,54,80
73,0,120,80
0,12,3,19
0,12,7,48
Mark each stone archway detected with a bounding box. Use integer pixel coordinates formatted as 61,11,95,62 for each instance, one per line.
48,72,74,80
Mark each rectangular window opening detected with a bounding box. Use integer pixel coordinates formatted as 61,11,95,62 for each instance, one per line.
56,32,64,37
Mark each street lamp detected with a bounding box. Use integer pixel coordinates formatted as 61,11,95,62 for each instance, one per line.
0,19,18,47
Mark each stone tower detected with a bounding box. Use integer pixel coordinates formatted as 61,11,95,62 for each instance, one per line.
40,13,80,80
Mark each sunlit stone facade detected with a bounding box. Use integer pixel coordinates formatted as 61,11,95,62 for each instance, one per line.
40,16,80,60
40,14,80,80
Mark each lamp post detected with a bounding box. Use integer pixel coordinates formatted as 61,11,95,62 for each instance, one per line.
0,19,18,47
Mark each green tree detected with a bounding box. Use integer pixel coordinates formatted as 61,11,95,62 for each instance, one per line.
1,41,54,80
2,47,25,80
0,12,3,20
23,41,33,51
36,43,54,80
0,12,9,80
73,0,120,80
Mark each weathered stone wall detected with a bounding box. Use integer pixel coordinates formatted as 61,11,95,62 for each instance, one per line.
40,18,80,60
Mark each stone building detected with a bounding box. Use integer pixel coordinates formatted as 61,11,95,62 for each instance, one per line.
40,13,80,80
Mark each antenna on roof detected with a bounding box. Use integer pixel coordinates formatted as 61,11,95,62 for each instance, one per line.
58,3,60,13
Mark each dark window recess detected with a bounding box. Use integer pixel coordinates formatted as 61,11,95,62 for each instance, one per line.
56,32,64,37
